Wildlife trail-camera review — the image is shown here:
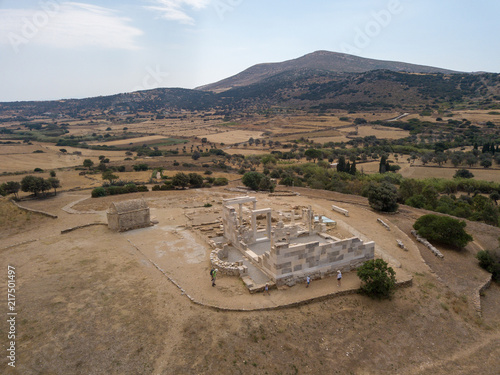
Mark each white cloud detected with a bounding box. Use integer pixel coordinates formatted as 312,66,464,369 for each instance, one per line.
0,2,143,52
145,0,211,25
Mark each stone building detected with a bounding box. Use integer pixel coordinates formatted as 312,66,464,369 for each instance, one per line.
219,196,374,286
107,199,151,232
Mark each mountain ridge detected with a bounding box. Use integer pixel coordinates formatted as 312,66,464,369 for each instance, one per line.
196,50,460,92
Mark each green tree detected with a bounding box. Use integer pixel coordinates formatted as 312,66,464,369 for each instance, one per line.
489,191,500,205
83,159,94,170
379,155,390,173
3,181,20,200
357,259,396,299
242,171,264,191
453,169,474,179
413,214,473,249
188,173,204,188
368,182,399,212
349,160,357,175
102,170,118,184
47,177,60,195
21,176,44,197
172,172,190,189
191,150,201,160
476,250,500,282
304,148,322,163
258,176,276,192
337,156,346,172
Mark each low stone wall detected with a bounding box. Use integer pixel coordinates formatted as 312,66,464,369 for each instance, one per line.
331,204,349,217
411,230,444,258
209,247,248,277
11,199,58,218
472,275,492,316
61,223,107,234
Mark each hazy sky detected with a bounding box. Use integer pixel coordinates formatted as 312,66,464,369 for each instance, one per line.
0,0,499,101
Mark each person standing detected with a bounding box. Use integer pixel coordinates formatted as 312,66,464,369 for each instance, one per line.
337,270,342,287
212,269,217,287
264,283,270,295
306,275,311,288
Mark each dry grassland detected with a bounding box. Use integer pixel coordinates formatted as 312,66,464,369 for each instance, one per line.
203,130,265,144
0,143,129,173
1,189,499,374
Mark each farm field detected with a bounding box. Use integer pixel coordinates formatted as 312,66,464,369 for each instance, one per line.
203,129,265,144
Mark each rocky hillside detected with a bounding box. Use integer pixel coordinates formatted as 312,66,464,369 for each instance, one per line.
196,50,459,92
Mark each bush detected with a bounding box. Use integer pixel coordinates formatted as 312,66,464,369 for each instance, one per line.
454,169,474,179
242,171,264,191
413,214,473,249
368,182,399,212
476,250,500,282
91,187,107,198
125,183,138,193
133,164,149,171
213,177,229,186
161,181,174,190
357,259,396,299
137,185,148,192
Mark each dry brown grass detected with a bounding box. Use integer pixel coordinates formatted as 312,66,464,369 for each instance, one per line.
1,189,498,375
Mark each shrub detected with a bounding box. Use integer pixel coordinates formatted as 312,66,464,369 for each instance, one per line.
242,171,264,191
137,185,148,192
357,259,396,299
161,181,174,190
213,177,229,186
133,164,149,171
454,169,474,179
476,250,500,282
125,184,138,193
91,187,107,198
413,214,473,249
368,182,399,212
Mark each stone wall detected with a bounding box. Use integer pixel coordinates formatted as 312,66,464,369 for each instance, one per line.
209,246,248,277
261,236,375,286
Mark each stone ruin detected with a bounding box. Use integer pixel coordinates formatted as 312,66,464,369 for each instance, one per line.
213,196,375,287
107,198,151,232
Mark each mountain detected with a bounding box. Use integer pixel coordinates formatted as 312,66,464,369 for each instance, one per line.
196,50,459,92
1,52,498,118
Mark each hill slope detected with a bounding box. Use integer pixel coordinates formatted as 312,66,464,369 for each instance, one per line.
197,50,459,92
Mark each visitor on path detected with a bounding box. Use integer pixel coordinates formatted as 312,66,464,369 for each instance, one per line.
337,270,342,287
212,269,217,287
306,275,311,288
264,283,270,295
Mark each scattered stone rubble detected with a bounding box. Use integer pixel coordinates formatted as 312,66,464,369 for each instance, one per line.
411,230,444,258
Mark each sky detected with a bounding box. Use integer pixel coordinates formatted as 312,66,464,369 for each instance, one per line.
0,0,499,102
